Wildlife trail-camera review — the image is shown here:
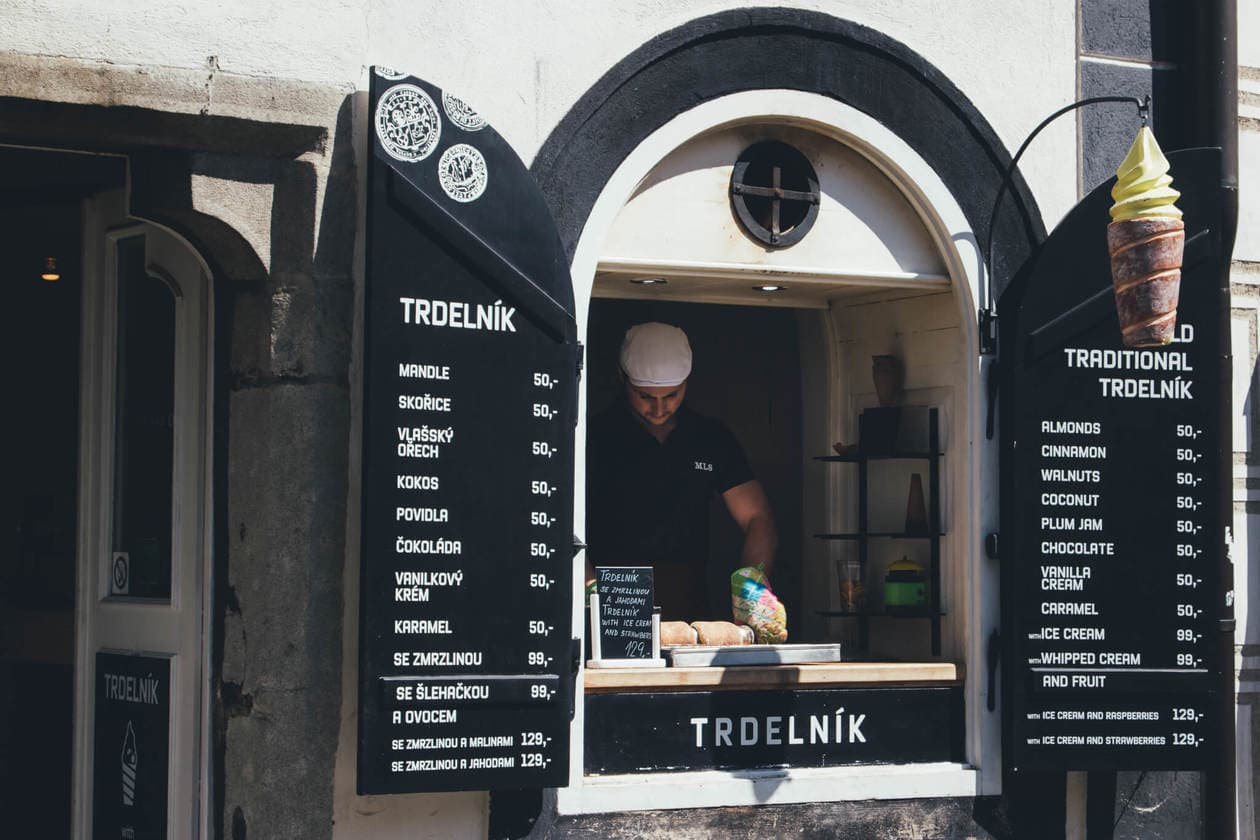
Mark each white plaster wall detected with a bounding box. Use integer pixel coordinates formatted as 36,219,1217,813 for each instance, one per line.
0,1,1078,227
1238,129,1260,264
603,124,946,276
0,0,368,86
366,0,1078,227
1233,0,1258,263
1241,0,1260,70
826,292,965,660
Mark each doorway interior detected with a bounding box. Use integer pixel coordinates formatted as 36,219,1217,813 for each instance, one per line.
0,147,124,838
1,145,215,838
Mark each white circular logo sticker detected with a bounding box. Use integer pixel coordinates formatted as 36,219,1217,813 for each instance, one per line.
374,66,407,80
442,92,486,132
438,144,488,203
375,84,441,163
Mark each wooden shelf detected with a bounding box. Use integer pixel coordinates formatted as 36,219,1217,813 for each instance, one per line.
816,608,946,619
813,531,940,540
583,660,964,693
815,451,941,462
816,407,943,656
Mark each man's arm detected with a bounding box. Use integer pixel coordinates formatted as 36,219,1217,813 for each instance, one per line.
722,479,777,578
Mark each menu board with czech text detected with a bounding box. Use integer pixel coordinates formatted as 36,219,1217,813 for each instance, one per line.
357,69,578,794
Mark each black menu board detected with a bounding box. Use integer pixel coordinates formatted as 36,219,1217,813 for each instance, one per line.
1000,149,1230,771
357,69,577,794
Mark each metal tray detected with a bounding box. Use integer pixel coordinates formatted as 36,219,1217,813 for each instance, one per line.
662,642,843,667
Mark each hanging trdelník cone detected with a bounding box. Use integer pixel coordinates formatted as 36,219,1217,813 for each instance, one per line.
1107,126,1184,348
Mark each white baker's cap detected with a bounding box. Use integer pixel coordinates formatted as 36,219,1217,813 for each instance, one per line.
620,322,692,387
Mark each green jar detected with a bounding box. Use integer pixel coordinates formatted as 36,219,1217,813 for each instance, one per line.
884,557,927,610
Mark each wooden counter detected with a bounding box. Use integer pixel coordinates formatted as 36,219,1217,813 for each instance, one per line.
584,661,963,693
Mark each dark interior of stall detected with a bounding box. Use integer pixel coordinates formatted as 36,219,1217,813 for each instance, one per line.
585,298,805,635
0,147,122,839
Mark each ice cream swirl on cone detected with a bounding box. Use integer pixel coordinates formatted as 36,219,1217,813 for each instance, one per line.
1109,126,1181,222
1107,126,1184,347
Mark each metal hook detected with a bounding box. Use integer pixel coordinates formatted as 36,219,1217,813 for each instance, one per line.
981,94,1150,355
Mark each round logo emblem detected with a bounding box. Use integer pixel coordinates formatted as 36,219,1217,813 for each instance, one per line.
375,84,441,163
438,144,488,203
111,553,129,593
374,66,407,80
442,92,486,132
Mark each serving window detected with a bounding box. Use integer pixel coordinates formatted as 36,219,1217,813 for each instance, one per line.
562,115,993,811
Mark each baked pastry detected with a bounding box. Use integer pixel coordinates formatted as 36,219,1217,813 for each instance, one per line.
660,621,699,646
690,621,755,646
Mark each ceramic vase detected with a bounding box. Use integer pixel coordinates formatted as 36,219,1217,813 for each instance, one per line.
872,354,903,407
905,473,929,535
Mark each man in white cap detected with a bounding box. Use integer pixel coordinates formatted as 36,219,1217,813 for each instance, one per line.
586,322,777,621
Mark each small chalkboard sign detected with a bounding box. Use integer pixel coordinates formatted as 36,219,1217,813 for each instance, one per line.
589,567,664,667
596,566,653,657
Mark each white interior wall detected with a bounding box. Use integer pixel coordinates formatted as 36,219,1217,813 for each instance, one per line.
824,291,965,660
602,123,945,276
798,310,836,642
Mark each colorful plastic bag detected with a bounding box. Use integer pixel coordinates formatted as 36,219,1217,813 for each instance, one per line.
730,566,788,643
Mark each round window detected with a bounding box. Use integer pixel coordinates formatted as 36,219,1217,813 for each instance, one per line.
729,141,820,247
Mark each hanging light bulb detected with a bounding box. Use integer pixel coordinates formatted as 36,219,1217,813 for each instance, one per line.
41,256,60,282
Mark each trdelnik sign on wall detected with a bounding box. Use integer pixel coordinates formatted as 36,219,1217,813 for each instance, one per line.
93,653,170,840
585,686,962,773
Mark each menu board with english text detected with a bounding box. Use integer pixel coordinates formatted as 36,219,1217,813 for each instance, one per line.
595,566,655,659
1000,149,1230,772
357,69,578,794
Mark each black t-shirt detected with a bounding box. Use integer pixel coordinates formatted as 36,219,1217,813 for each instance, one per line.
586,403,753,618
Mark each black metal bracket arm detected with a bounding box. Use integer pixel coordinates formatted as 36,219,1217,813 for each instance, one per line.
979,94,1150,356
985,356,1000,440
986,629,1001,712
